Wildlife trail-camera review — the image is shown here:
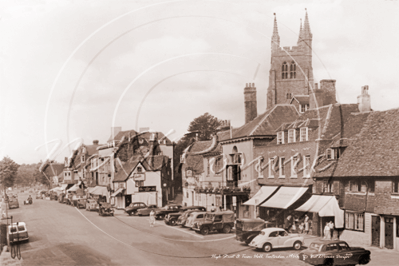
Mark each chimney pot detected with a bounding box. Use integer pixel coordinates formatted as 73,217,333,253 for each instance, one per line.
93,140,99,145
358,85,371,112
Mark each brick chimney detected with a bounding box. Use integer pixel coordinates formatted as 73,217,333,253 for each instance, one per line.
93,140,99,145
309,83,323,109
244,83,257,124
357,85,371,112
320,79,337,105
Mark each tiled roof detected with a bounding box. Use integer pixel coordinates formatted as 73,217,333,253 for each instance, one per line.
184,141,211,174
43,163,64,177
291,95,309,105
323,108,399,177
108,130,173,146
218,105,299,142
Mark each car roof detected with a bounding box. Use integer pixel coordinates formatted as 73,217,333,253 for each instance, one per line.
182,206,205,210
261,227,285,233
10,222,26,226
310,240,348,245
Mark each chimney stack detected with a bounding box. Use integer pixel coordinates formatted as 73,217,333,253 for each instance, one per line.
320,79,337,105
244,83,257,124
93,140,99,145
357,85,371,112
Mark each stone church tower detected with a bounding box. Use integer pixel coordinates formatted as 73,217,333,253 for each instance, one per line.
266,11,314,110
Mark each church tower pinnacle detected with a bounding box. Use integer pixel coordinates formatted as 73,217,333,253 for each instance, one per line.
271,13,280,53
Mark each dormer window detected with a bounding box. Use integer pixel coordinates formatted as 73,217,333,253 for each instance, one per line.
290,61,296,79
282,62,288,79
288,129,296,143
286,93,293,99
326,149,335,160
277,131,284,144
299,104,309,113
300,128,308,142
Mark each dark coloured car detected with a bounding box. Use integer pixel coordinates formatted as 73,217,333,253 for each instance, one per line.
155,204,182,220
192,211,235,235
125,202,147,216
236,218,266,245
8,197,19,209
165,206,206,226
299,240,371,266
136,204,159,216
99,202,114,216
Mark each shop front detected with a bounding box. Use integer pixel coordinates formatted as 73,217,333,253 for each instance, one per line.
243,186,280,219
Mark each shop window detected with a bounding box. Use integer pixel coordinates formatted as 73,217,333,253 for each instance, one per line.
268,158,274,178
345,212,364,231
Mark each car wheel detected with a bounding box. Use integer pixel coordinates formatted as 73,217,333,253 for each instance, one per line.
359,255,370,265
201,227,209,235
170,220,176,226
323,258,334,266
223,225,231,234
293,241,302,250
263,243,272,252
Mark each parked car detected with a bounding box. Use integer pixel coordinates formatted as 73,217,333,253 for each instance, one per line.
98,202,114,216
185,211,208,228
8,198,19,209
72,195,86,207
299,240,371,266
192,211,235,235
155,204,182,220
177,210,200,227
77,198,87,209
165,206,206,226
249,227,304,252
86,199,99,211
125,202,147,216
7,222,29,244
136,204,159,216
236,218,267,245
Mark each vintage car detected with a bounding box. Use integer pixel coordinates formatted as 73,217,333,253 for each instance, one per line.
136,204,159,216
185,211,208,228
177,210,200,227
125,202,147,216
155,204,182,220
72,195,86,207
86,199,99,211
58,193,66,203
8,197,19,209
98,202,114,216
7,222,29,244
165,206,206,226
192,211,235,235
249,227,304,252
299,240,371,266
236,218,267,245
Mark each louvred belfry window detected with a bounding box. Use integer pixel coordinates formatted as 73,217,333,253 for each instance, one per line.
290,61,296,79
282,62,288,79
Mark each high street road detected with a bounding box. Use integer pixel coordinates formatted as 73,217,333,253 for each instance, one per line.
6,192,399,265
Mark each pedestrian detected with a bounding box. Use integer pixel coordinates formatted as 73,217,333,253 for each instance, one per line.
304,214,310,234
329,221,335,239
210,203,216,212
149,210,155,227
299,222,304,234
324,222,330,240
284,215,292,232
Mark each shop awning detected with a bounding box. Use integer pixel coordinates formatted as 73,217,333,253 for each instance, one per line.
89,186,108,196
243,186,279,206
295,195,344,228
67,184,79,192
260,186,309,209
111,188,124,197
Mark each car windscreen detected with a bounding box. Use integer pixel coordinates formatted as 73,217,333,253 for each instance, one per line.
10,227,17,233
309,243,322,251
17,225,25,231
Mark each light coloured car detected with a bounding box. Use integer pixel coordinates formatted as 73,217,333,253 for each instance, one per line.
7,222,29,244
249,227,304,252
184,211,207,228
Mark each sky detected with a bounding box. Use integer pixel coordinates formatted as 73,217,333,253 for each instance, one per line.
0,0,398,165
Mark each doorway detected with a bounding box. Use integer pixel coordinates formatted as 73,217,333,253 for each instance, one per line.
125,195,131,208
385,217,394,249
371,216,380,247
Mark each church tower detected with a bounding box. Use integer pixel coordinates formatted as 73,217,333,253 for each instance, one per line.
266,10,314,110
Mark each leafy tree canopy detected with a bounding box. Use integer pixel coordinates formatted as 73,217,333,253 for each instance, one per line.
0,156,20,188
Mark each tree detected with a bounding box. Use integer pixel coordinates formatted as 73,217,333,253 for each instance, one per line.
173,113,222,194
0,156,20,188
15,163,42,187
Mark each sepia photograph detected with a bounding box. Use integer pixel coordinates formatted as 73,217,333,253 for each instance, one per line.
0,0,399,265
